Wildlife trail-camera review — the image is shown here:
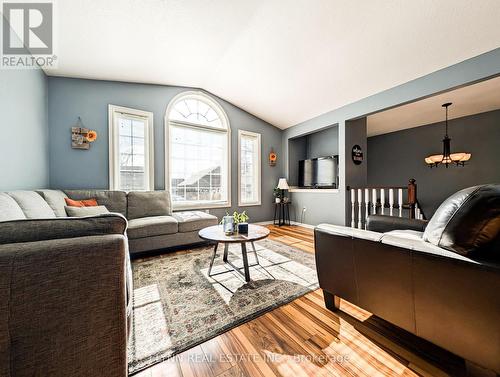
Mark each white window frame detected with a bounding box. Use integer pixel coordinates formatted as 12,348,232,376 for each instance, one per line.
238,130,261,207
165,91,231,210
108,104,154,191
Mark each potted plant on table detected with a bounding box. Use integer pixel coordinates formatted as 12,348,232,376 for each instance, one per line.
233,211,249,234
273,186,282,203
220,211,250,234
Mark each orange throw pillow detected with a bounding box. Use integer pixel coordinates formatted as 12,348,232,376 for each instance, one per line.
65,198,98,207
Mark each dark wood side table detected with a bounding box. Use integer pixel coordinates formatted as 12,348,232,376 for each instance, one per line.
199,224,270,282
273,201,291,226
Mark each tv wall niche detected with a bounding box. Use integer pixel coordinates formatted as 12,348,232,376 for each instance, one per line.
288,125,339,187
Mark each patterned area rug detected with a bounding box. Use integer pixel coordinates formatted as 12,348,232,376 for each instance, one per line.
128,238,318,374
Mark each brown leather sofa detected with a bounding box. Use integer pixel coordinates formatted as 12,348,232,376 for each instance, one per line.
315,184,500,374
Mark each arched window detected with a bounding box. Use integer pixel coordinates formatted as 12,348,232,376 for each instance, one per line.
165,91,230,209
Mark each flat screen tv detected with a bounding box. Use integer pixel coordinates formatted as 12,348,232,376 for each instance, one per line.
298,155,338,188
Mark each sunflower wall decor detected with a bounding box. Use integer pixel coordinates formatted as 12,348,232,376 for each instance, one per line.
269,149,277,166
71,117,97,150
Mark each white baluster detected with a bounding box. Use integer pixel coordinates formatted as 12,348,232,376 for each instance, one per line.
372,189,377,215
398,189,403,217
350,189,356,228
357,189,362,229
416,203,421,220
389,189,394,216
380,189,385,215
364,188,369,228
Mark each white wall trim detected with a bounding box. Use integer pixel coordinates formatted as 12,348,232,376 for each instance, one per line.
108,104,154,191
238,129,262,207
288,187,339,193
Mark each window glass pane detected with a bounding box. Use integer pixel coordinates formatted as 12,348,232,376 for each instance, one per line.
117,115,148,191
170,97,223,128
239,133,260,204
170,124,228,205
132,120,145,137
119,118,132,136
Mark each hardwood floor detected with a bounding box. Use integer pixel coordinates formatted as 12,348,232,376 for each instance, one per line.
135,225,465,377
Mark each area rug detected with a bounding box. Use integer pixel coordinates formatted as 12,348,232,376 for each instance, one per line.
127,238,318,374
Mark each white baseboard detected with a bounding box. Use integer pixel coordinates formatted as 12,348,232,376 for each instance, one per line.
253,220,316,229
291,221,316,229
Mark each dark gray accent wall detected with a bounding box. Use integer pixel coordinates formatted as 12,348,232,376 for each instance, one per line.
0,68,48,190
368,109,500,217
47,77,282,221
306,126,338,159
345,118,367,189
287,137,308,187
282,48,500,226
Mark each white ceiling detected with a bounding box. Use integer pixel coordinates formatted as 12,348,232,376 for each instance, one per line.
44,0,500,129
367,75,500,137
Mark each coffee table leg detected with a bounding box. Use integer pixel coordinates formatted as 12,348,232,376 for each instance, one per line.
223,243,229,262
208,242,219,277
241,243,251,282
251,242,260,265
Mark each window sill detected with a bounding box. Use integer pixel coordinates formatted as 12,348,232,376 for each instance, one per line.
238,202,262,207
173,202,231,211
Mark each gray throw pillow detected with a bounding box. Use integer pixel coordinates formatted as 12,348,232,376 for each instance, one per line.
423,184,500,256
127,191,172,220
65,205,110,217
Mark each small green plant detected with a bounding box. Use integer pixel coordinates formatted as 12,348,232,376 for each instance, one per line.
220,210,249,225
233,210,249,224
273,186,282,199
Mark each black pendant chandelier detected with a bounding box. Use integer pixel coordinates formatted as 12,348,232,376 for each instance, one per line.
424,102,471,168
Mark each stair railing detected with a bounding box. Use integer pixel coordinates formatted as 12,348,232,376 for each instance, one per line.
347,179,424,229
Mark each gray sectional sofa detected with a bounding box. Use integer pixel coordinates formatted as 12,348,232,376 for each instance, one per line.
0,189,218,254
0,189,218,377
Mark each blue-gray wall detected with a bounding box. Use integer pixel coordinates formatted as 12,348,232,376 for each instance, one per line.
282,48,500,226
47,77,282,221
0,68,49,190
368,109,500,217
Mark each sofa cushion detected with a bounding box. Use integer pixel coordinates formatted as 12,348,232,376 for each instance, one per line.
127,191,172,220
7,191,56,219
423,184,500,256
36,190,68,217
172,211,218,233
381,234,477,264
65,205,110,217
0,192,26,221
127,216,178,239
0,214,127,245
64,190,127,216
384,229,424,241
